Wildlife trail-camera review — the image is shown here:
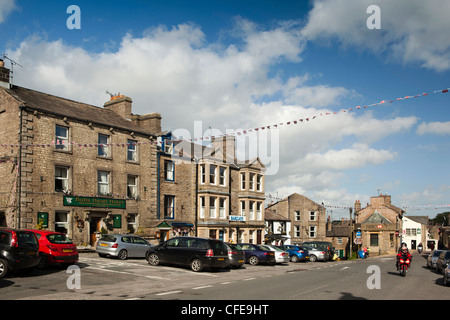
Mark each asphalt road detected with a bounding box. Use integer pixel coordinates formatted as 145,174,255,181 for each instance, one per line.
0,252,447,303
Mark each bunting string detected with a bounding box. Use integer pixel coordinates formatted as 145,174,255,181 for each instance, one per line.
0,87,448,149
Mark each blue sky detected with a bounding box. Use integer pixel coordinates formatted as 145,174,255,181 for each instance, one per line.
1,0,449,219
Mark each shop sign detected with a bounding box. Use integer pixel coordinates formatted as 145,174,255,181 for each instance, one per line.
229,215,246,222
63,196,126,209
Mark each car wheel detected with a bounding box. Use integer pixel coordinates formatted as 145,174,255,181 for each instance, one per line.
147,253,160,266
118,249,128,260
248,256,259,265
0,259,8,279
309,255,317,262
37,253,49,269
191,258,203,272
290,255,299,263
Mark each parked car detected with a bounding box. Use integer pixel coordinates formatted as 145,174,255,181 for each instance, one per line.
26,230,78,268
427,250,442,269
436,250,450,274
146,237,229,272
238,243,276,265
301,244,329,262
225,243,245,269
265,245,289,264
301,241,334,260
96,234,153,259
443,264,450,287
0,228,40,279
277,245,309,263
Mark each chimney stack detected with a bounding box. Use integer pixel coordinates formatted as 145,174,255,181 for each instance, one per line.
0,59,11,89
103,95,132,119
131,112,162,134
354,200,361,213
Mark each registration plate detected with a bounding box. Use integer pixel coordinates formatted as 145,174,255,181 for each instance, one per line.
63,249,73,253
99,243,108,247
238,260,244,263
218,258,225,261
27,251,35,256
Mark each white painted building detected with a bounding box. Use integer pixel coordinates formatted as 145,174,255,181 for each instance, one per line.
401,216,430,250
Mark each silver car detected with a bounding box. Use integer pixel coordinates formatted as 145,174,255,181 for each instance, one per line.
302,245,329,262
265,245,290,264
427,250,442,269
96,234,153,259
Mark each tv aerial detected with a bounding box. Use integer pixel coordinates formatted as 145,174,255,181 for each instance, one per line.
1,54,23,86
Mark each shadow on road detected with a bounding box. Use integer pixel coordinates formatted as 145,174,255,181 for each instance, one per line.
339,292,367,300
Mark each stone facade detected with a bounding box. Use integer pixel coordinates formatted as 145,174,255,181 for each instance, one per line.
266,193,327,244
354,194,404,255
0,81,163,246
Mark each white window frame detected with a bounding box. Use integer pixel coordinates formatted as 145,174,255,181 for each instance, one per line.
55,125,69,151
98,171,110,196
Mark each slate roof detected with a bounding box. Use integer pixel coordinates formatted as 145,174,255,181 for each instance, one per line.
5,85,157,137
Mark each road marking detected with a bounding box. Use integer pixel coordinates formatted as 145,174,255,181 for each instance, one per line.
155,291,181,296
340,267,350,270
243,277,255,281
85,266,170,280
192,285,213,290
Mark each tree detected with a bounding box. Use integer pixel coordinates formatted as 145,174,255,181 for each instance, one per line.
430,212,449,226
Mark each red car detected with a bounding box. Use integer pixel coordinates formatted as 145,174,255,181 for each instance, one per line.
26,230,78,268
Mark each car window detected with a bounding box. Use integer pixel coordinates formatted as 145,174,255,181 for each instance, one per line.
0,231,10,245
100,235,117,242
122,237,134,243
133,237,149,245
257,245,271,251
445,252,450,258
17,231,38,246
47,234,72,244
192,239,209,249
210,240,227,251
241,244,254,251
165,238,180,247
229,243,242,250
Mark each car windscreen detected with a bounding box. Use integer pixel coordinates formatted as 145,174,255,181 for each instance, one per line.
47,234,73,244
17,231,38,246
99,235,117,242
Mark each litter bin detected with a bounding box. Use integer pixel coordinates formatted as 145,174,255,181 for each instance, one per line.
358,250,365,259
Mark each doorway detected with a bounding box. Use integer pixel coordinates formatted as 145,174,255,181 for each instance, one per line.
411,240,416,250
89,217,102,246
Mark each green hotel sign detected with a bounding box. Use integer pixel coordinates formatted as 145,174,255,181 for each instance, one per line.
63,196,126,209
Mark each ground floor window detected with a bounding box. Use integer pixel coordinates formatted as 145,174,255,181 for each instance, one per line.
55,211,69,234
370,233,379,246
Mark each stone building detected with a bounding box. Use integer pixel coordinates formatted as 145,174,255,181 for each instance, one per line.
266,193,327,244
354,194,404,255
0,61,266,246
0,61,167,246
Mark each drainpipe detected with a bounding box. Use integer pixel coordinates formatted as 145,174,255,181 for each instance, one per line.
17,105,24,229
195,162,198,237
157,151,161,220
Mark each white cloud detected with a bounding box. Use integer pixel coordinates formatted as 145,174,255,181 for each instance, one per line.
0,0,16,23
303,143,397,170
417,121,450,135
302,0,450,72
6,16,428,213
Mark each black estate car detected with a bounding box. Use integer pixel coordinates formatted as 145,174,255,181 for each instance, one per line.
145,237,229,272
0,228,40,278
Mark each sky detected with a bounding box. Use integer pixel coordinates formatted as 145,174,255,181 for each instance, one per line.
1,0,449,220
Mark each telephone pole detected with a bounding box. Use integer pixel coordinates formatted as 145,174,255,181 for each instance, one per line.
349,207,353,259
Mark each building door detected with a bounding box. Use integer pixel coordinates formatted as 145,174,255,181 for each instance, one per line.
89,217,102,246
411,240,416,250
